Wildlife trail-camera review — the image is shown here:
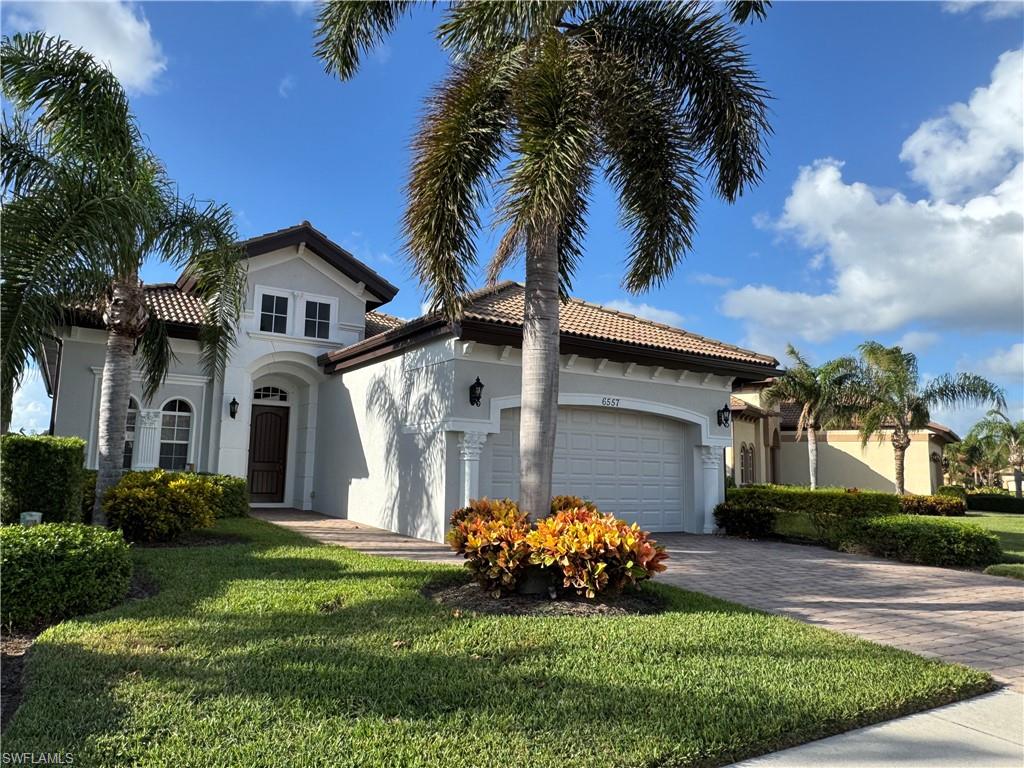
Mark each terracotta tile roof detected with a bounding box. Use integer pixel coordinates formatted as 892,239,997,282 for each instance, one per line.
143,284,207,325
461,282,776,366
365,311,406,338
777,401,960,442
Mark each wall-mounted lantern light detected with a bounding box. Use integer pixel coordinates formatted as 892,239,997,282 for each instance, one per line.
229,397,239,419
469,377,484,407
716,402,731,428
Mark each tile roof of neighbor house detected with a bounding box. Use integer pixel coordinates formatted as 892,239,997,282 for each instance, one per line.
729,395,773,418
777,401,960,443
143,284,208,325
365,311,407,338
326,281,779,373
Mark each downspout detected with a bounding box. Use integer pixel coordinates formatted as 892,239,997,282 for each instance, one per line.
47,335,64,436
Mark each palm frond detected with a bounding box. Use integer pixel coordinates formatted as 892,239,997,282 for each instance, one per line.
729,1,772,24
439,1,567,53
922,373,1006,412
137,318,176,402
314,1,414,80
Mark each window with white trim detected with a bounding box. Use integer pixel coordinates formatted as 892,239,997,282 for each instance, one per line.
253,386,288,402
123,398,138,469
304,300,331,340
260,293,289,334
159,399,192,470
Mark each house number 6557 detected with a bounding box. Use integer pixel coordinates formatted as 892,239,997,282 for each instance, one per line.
601,397,621,407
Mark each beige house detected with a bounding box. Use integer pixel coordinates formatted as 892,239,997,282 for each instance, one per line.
726,382,959,495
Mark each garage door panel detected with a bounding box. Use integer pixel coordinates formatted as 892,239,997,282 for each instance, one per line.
487,406,685,531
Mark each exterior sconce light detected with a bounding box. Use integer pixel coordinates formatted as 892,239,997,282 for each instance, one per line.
716,402,731,428
469,377,484,407
229,397,239,419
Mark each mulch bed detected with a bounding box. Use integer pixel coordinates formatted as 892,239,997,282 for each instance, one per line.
0,566,160,733
424,581,665,617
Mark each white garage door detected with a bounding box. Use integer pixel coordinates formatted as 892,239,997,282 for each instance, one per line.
488,407,685,531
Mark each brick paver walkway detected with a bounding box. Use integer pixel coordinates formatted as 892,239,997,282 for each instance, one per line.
655,534,1024,691
252,510,1024,691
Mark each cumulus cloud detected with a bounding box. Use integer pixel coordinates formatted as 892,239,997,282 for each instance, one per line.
689,272,733,287
10,368,50,435
942,1,1024,20
6,1,166,93
722,49,1023,349
603,299,689,329
278,75,295,99
978,342,1024,378
896,331,941,353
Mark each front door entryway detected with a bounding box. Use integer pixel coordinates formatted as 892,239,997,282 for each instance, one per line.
248,405,288,503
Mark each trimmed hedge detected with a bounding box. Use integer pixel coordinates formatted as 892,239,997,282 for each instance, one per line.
841,515,1002,568
199,473,250,517
726,485,899,543
0,523,131,628
81,468,98,523
899,494,967,517
104,470,216,543
936,485,967,500
966,494,1024,514
0,435,86,524
968,486,1009,495
714,502,776,539
984,563,1024,580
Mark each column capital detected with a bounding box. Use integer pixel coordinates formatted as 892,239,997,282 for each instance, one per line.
458,430,488,460
699,444,722,469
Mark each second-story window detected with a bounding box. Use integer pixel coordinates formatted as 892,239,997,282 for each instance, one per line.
304,300,330,339
260,293,289,334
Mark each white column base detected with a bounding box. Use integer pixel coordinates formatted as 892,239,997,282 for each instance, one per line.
458,431,488,506
700,445,725,534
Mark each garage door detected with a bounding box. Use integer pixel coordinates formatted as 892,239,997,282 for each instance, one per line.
487,407,684,531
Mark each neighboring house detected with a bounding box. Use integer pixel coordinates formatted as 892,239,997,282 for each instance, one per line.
40,222,780,542
725,381,958,494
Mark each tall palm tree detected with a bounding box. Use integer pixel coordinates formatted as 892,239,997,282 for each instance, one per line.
315,1,771,516
975,410,1023,497
1,33,246,521
760,345,858,490
855,341,1005,495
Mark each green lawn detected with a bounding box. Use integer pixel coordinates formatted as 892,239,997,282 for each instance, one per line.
4,518,993,768
960,512,1024,558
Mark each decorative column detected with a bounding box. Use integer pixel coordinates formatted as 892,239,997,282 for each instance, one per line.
699,445,724,534
134,409,163,470
458,431,488,506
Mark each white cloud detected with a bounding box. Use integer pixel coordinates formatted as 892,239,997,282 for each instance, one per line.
278,75,295,99
689,272,733,287
942,1,1024,20
603,299,688,329
723,49,1024,349
979,342,1024,378
10,368,50,435
900,49,1023,201
896,331,941,353
6,1,166,93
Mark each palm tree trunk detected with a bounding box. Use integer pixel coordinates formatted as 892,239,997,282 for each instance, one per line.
1,378,12,434
518,223,560,519
892,430,911,495
807,426,818,490
1013,468,1022,499
93,277,146,523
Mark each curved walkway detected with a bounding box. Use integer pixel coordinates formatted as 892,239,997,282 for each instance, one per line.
655,534,1024,691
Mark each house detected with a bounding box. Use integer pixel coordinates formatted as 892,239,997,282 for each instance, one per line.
725,381,959,494
41,222,780,542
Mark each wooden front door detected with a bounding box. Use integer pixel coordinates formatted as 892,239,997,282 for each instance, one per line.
248,405,288,503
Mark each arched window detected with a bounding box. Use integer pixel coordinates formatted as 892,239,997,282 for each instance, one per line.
253,386,288,402
739,443,755,486
748,445,757,484
123,398,139,469
159,399,192,470
738,443,748,485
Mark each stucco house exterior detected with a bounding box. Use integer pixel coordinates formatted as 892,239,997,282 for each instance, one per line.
724,381,959,495
41,222,780,542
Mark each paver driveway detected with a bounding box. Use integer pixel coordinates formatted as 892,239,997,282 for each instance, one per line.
252,510,1024,690
656,534,1024,691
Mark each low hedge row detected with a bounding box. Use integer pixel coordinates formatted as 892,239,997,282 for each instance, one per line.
713,502,775,539
0,435,86,524
899,494,966,516
0,523,132,629
198,473,250,517
936,485,967,500
966,494,1024,514
841,515,1002,568
104,470,217,543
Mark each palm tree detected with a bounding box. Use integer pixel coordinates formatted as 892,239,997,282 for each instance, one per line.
1,33,246,521
854,341,1005,495
759,345,858,490
314,1,771,516
974,410,1023,497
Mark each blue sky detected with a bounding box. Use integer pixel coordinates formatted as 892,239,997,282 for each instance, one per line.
7,0,1023,435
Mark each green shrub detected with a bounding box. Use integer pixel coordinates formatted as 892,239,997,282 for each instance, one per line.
0,435,86,524
966,494,1024,514
199,473,249,517
0,523,131,628
103,469,215,543
81,469,98,523
842,515,1002,568
550,495,598,515
936,485,967,500
726,485,899,544
714,501,776,538
983,563,1024,580
526,508,668,598
968,486,1008,495
899,494,967,516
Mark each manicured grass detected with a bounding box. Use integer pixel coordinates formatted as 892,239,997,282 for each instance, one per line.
983,563,1024,580
960,513,1024,559
5,518,993,768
